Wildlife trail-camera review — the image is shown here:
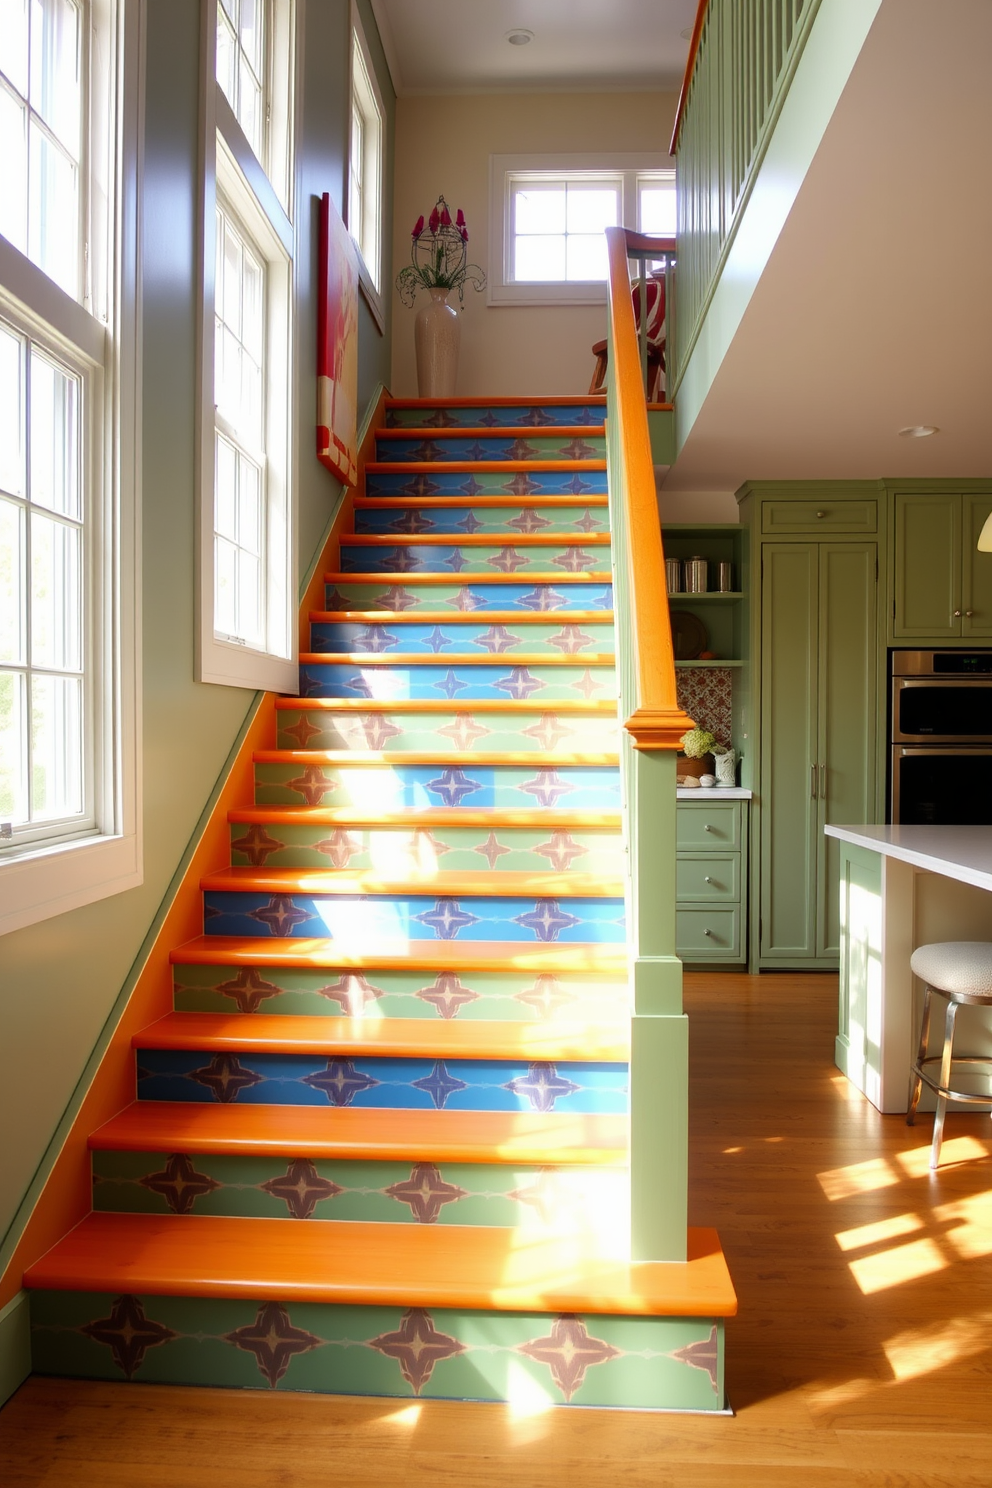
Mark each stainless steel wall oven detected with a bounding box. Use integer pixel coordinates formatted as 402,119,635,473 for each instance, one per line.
890,650,992,824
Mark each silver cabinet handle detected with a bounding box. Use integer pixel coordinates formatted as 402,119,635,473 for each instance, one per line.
953,610,963,617
704,928,714,937
811,764,817,799
704,875,713,883
703,823,714,833
966,610,975,617
819,763,826,798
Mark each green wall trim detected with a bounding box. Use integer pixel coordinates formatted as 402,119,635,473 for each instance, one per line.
630,1014,688,1263
648,408,676,467
0,1290,31,1409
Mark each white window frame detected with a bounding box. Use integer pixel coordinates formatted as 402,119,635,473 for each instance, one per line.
197,3,297,693
488,153,674,306
215,0,296,214
348,2,385,331
0,0,142,936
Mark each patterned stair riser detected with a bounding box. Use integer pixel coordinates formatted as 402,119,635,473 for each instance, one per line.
136,1051,629,1114
365,471,608,499
203,892,625,944
374,434,606,463
309,621,614,655
275,708,620,753
230,823,624,875
30,1291,723,1410
338,542,609,575
254,763,620,810
354,505,608,535
298,661,616,701
384,403,607,429
323,580,613,612
172,964,627,1021
91,1151,628,1229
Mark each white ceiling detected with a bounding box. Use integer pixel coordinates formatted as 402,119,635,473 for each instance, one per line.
370,0,697,95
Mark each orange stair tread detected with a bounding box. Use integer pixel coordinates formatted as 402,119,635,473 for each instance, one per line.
228,807,621,827
384,396,605,408
323,571,613,584
308,610,614,622
353,496,609,509
274,699,617,713
375,426,605,439
298,652,615,667
89,1103,630,1165
170,935,629,974
134,1012,629,1062
201,867,623,898
253,750,618,765
341,533,610,546
24,1214,737,1318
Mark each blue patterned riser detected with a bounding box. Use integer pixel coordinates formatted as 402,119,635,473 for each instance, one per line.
384,403,607,429
30,1291,724,1410
338,543,608,575
298,662,616,702
375,435,606,464
253,763,620,810
203,892,625,943
353,507,609,536
324,581,614,613
308,621,614,656
136,1051,628,1113
365,471,609,499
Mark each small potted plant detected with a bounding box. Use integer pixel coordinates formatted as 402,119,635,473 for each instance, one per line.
396,196,486,398
677,727,717,782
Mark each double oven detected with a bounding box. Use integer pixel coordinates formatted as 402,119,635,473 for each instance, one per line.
890,650,992,824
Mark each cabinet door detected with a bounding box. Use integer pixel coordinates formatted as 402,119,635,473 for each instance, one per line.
759,545,818,960
892,493,960,637
962,494,992,637
815,543,877,957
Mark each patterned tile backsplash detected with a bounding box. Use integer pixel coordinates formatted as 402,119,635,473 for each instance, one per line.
676,668,734,748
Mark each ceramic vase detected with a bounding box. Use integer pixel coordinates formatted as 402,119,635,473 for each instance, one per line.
415,287,460,397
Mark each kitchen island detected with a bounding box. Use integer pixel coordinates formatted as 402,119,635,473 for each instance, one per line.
826,825,992,1113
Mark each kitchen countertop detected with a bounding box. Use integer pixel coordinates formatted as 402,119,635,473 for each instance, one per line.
825,824,992,893
676,788,753,799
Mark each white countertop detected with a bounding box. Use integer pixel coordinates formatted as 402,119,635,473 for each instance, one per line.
825,824,992,893
676,787,753,799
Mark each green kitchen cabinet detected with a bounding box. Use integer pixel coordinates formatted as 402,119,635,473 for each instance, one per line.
756,542,878,966
675,797,748,964
892,490,992,639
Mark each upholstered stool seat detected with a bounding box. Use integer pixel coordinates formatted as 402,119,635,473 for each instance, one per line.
907,941,992,1167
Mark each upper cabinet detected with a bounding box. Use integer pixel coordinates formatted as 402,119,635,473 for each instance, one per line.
891,490,992,640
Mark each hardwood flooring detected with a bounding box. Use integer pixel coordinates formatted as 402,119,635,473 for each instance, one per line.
3,971,991,1486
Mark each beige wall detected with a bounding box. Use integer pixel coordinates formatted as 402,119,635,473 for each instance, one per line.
391,91,677,399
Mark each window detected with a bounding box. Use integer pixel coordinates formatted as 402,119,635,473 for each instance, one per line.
489,154,675,305
348,9,385,323
0,0,140,936
215,0,295,211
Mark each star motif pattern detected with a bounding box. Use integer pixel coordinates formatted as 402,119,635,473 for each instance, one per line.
384,1163,469,1222
507,1166,569,1225
324,586,358,610
548,625,595,655
454,475,485,496
443,548,468,572
508,509,552,534
409,439,445,462
342,671,374,697
414,898,480,940
390,509,433,535
573,668,608,699
456,511,483,533
522,713,570,750
424,625,452,653
315,973,385,1015
231,823,286,866
248,895,316,937
283,713,323,747
284,767,338,806
671,1325,720,1392
436,713,491,749
302,1059,381,1106
360,713,403,749
557,437,600,459
433,669,468,700
514,974,576,1018
313,828,362,867
553,546,597,572
452,586,483,611
414,971,481,1019
505,438,539,460
504,1062,581,1112
520,770,576,807
396,473,444,495
474,831,511,869
575,508,605,532
424,768,483,807
383,546,419,572
513,899,582,942
224,1302,323,1388
534,831,587,871
261,1159,344,1218
493,667,545,700
412,1060,469,1108
377,585,418,610
488,546,527,573
355,624,399,653
476,624,521,654
517,1316,621,1401
502,472,542,495
214,968,284,1013
366,1308,467,1395
139,1153,220,1214
517,408,554,427
517,586,565,612
190,1054,265,1103
81,1295,178,1380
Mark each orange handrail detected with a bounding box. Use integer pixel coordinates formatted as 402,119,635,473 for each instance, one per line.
669,0,709,157
605,226,694,752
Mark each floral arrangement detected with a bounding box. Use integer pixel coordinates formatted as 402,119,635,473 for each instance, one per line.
396,196,486,307
679,728,718,758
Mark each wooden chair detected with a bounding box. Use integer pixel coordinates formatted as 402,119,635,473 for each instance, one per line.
589,274,667,401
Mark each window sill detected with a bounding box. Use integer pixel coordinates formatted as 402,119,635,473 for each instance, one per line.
487,281,608,308
0,828,142,938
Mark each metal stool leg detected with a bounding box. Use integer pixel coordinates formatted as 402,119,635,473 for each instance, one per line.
930,998,959,1169
907,984,934,1126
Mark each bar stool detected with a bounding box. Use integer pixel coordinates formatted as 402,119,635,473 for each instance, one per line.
907,941,992,1168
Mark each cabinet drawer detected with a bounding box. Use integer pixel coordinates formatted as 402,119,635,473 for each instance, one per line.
676,854,740,903
675,802,741,850
676,908,741,958
761,500,877,535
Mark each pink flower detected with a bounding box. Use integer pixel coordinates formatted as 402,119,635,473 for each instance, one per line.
439,204,451,226
411,215,424,239
456,209,466,228
428,206,440,234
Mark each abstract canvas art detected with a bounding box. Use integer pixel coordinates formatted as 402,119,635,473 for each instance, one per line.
317,192,358,486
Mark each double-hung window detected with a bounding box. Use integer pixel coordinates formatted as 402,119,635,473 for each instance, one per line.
0,0,141,935
489,154,675,305
348,10,385,327
200,2,296,692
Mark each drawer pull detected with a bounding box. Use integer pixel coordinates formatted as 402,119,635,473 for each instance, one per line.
953,610,963,618
704,928,714,937
816,510,825,518
704,824,714,833
704,876,713,884
966,610,975,617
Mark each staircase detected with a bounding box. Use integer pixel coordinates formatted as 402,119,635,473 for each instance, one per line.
24,397,734,1410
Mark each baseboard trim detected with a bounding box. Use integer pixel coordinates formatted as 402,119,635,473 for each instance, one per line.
0,1291,31,1409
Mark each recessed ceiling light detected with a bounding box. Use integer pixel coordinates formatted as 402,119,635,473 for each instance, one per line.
898,425,940,438
505,28,533,45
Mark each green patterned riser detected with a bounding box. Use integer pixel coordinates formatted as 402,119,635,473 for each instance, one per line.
383,403,606,430
309,619,616,656
354,505,608,536
30,1291,725,1409
92,1152,628,1231
253,761,620,809
276,707,621,753
374,433,606,463
229,822,623,875
322,579,613,613
338,541,608,575
172,964,627,1022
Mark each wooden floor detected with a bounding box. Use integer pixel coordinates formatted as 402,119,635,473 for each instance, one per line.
3,971,991,1487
